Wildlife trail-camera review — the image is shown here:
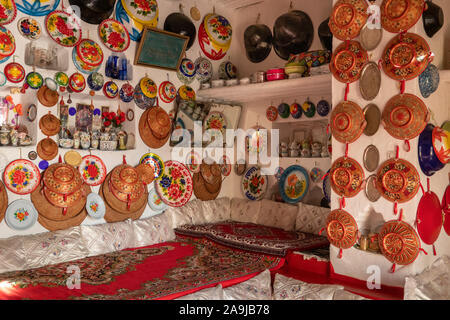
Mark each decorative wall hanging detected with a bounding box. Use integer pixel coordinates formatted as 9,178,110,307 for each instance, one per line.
381,32,432,82
64,150,82,167
155,160,193,208
219,61,237,80
16,0,60,16
45,10,82,47
87,72,104,93
79,155,107,187
73,38,103,74
122,0,158,27
328,0,368,41
193,171,221,201
25,71,43,89
27,104,36,122
432,126,449,164
365,174,381,202
37,85,59,107
103,81,119,99
219,156,232,177
135,163,155,185
244,19,273,63
114,0,143,42
204,111,227,138
199,162,222,195
98,19,130,53
135,26,188,71
278,103,290,119
86,193,106,219
134,82,155,109
177,58,196,84
148,187,168,212
290,103,302,119
37,137,58,160
55,71,69,90
3,159,41,195
330,100,366,144
266,106,278,122
140,153,164,180
330,156,365,207
359,61,381,101
194,56,212,83
418,124,446,176
17,17,41,40
108,164,146,210
177,85,196,101
158,80,176,103
39,112,61,136
359,22,382,51
0,0,16,25
363,144,380,172
330,40,368,84
380,0,425,33
5,199,38,231
234,159,247,177
363,103,381,136
0,26,15,58
198,13,230,61
422,0,444,38
242,166,267,201
301,99,316,118
140,77,157,99
418,63,440,98
4,62,24,83
279,165,310,204
324,209,358,259
317,100,330,117
118,82,134,103
163,3,195,50
68,72,85,93
185,151,201,174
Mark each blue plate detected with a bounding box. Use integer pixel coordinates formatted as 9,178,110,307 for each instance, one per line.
317,100,331,117
16,0,60,17
419,63,440,99
418,123,445,176
279,165,310,204
86,193,106,219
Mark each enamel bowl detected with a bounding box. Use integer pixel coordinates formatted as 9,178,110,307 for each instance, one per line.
418,123,445,176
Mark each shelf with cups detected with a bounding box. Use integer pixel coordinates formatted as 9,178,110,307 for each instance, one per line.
197,74,332,104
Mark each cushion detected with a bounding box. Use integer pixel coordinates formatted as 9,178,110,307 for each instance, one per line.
175,221,329,257
223,269,272,300
0,235,26,274
165,206,193,229
81,219,135,257
258,199,298,231
333,289,368,300
201,197,231,223
296,203,330,235
273,273,344,300
22,226,88,270
180,199,206,225
133,212,175,248
230,198,261,223
176,285,224,300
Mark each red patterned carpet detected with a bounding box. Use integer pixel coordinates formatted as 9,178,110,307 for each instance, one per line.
0,237,284,300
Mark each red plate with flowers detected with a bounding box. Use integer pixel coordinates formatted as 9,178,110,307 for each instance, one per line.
204,111,227,137
69,72,86,93
103,81,119,99
3,159,41,195
159,81,177,103
98,19,130,53
140,77,157,98
79,155,107,187
242,166,267,201
76,38,104,67
0,26,15,57
155,160,193,208
4,62,25,83
0,0,17,26
266,106,278,122
45,10,82,47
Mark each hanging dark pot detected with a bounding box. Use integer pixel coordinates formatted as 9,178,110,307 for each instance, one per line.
164,5,196,50
273,10,313,60
69,0,115,25
423,0,444,38
244,23,273,63
318,18,333,52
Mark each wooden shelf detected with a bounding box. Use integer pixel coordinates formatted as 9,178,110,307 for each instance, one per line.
197,74,332,103
273,114,330,125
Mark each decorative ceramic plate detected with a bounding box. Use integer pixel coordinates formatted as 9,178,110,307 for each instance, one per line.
86,193,106,219
72,47,100,74
177,58,196,84
87,72,104,91
158,81,176,103
330,40,368,83
204,14,232,49
69,73,86,93
103,81,119,99
5,199,38,231
148,187,168,212
310,167,324,183
195,56,213,83
155,161,193,208
76,39,104,67
45,10,82,47
330,100,366,144
279,165,310,204
115,0,143,42
301,100,316,118
219,155,232,177
204,111,227,137
16,0,60,17
140,153,164,179
330,156,365,198
381,0,425,34
381,32,432,81
326,209,358,249
79,155,107,187
134,83,155,109
382,93,428,141
375,157,420,203
185,151,201,173
27,104,36,121
121,0,158,26
432,126,450,164
198,19,227,61
290,103,302,119
378,220,421,266
140,77,157,98
3,159,40,195
17,16,41,40
0,0,16,25
0,26,15,57
266,106,278,121
328,0,368,41
119,82,134,102
242,166,267,201
178,85,196,101
317,100,331,117
98,19,130,53
54,71,69,87
26,72,43,89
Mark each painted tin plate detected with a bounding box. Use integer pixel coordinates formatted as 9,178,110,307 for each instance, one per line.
266,106,278,122
103,81,119,99
86,193,106,219
5,199,38,231
279,165,310,204
16,0,60,17
98,19,130,53
204,13,232,49
121,0,158,26
3,159,41,195
195,56,213,83
432,126,450,164
155,160,193,208
26,71,43,89
45,10,82,47
76,38,104,67
79,155,107,187
0,0,16,25
148,186,168,212
54,71,69,87
185,150,201,173
69,72,86,93
115,0,143,42
360,61,381,101
140,153,164,180
140,77,157,98
0,26,15,57
416,189,442,245
158,81,176,103
204,111,227,137
242,166,267,201
310,167,324,183
419,63,440,99
17,16,41,40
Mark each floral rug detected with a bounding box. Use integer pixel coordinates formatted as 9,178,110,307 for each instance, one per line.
0,238,284,300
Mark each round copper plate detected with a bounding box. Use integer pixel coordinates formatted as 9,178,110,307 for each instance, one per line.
378,220,421,266
376,158,420,203
330,40,368,83
381,32,431,81
330,100,366,144
329,0,368,41
330,156,365,198
382,93,428,141
43,163,83,195
326,209,358,249
381,0,425,33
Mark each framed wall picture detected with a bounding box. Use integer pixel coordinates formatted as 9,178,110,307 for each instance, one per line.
134,27,189,71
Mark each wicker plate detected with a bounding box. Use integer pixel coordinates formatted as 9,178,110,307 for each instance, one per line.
326,209,358,250
330,156,365,198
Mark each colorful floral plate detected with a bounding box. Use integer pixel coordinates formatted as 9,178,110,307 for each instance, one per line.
5,199,38,231
72,46,101,74
242,166,267,201
178,85,196,101
330,40,368,83
17,16,41,40
16,0,60,17
121,0,158,26
3,159,40,195
310,167,324,183
54,71,69,87
98,19,130,53
219,155,232,177
204,14,233,49
204,111,227,137
86,193,106,219
45,10,82,47
69,72,86,93
279,165,310,204
79,155,107,187
177,58,196,84
330,156,365,198
26,71,43,89
155,160,193,208
329,0,368,41
115,0,143,42
266,106,278,121
140,77,157,99
198,18,227,61
381,0,425,34
0,0,16,25
185,151,201,173
0,26,15,57
103,81,119,99
140,153,164,179
148,186,168,212
158,81,176,103
76,38,104,67
195,56,213,83
3,62,24,83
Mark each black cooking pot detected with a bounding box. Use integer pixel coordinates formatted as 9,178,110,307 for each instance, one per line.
69,0,116,25
164,12,196,50
423,0,444,38
318,18,333,51
244,24,273,63
273,10,314,60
